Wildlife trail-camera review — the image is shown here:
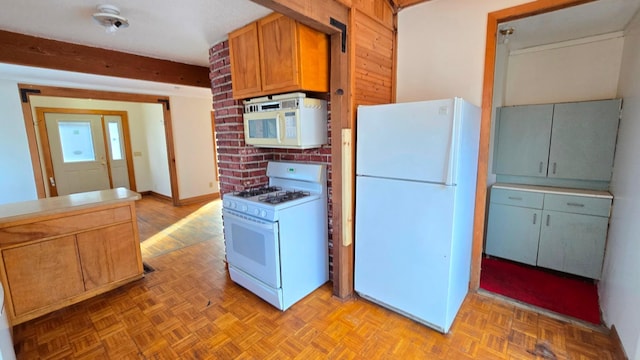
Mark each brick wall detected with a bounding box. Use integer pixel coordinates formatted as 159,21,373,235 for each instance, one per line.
209,40,335,276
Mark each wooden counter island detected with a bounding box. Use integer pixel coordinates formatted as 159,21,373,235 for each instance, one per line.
0,188,143,325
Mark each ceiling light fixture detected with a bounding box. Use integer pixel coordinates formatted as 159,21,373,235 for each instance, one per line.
499,27,515,44
92,4,129,34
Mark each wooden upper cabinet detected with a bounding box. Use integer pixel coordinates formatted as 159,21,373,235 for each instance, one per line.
229,13,329,99
229,22,262,99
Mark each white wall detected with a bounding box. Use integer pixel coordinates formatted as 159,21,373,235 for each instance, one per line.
0,79,37,204
28,96,160,193
504,35,624,105
396,0,530,106
142,104,172,197
601,9,640,359
171,96,218,198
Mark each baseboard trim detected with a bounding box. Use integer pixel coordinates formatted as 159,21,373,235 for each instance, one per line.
177,192,220,206
610,325,629,360
139,191,220,206
142,191,172,202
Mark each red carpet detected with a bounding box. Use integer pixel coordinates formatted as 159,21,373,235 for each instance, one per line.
480,257,601,324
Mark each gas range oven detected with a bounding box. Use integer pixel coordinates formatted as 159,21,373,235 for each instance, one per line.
222,161,328,310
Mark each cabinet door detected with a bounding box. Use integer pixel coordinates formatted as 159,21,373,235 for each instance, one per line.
258,13,299,92
229,22,263,99
548,99,621,181
494,105,554,177
537,210,609,279
76,223,142,290
3,236,85,316
485,203,542,265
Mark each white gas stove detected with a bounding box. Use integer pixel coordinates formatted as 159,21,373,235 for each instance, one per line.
222,161,328,310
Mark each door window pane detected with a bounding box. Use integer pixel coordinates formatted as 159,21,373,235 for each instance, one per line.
58,122,95,163
107,122,123,160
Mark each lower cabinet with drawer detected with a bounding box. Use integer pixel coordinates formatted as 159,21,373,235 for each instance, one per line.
0,190,143,325
485,185,612,279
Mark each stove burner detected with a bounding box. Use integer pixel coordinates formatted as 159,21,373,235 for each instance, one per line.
259,190,310,204
233,186,282,198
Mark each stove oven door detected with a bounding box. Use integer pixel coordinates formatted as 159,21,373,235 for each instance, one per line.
222,209,281,289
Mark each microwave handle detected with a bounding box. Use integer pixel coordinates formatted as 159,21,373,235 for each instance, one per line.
277,113,284,144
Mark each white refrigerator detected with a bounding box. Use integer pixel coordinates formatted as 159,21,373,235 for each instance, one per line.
354,97,480,333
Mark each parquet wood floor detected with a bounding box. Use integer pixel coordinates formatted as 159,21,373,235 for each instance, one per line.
12,197,624,359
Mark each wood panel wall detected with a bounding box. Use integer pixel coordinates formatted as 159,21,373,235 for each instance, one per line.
352,1,396,110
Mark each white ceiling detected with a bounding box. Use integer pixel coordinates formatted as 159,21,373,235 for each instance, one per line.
0,0,639,92
0,0,272,67
500,0,640,50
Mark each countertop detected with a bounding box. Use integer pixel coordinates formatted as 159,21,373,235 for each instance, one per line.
492,183,613,199
0,188,141,224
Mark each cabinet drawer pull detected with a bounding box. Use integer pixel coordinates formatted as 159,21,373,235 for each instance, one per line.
566,202,585,207
546,214,551,226
539,162,543,173
508,196,522,201
552,162,557,174
533,213,537,225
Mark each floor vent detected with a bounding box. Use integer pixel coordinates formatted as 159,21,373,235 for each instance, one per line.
143,262,155,274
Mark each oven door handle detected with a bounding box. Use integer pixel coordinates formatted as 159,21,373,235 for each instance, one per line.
225,211,274,230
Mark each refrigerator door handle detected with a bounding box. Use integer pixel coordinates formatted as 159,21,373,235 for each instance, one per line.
445,100,460,185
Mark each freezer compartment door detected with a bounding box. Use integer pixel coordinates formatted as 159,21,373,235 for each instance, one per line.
356,98,459,184
354,176,456,332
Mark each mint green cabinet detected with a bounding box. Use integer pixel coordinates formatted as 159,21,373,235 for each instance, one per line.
537,210,609,279
485,187,544,266
484,185,612,279
494,104,553,177
494,99,621,182
537,193,611,279
548,100,621,181
486,203,541,266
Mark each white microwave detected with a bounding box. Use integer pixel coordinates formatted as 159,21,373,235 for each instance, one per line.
243,92,327,149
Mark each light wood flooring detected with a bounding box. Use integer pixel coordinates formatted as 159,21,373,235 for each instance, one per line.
12,196,625,359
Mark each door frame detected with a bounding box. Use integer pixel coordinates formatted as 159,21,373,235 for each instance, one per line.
470,0,594,290
36,107,136,196
19,83,181,205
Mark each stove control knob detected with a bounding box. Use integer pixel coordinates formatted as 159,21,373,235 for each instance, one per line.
229,202,236,209
241,205,248,211
260,210,267,218
252,208,259,216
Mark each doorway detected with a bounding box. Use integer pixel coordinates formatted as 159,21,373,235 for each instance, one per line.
473,0,616,324
37,108,135,196
19,84,181,205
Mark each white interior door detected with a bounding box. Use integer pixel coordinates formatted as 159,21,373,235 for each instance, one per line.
45,113,110,195
104,115,130,189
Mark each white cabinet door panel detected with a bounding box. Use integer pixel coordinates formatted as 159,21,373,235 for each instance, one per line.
485,203,541,266
537,210,608,279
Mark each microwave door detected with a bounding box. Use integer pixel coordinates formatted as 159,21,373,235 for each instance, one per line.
244,114,279,146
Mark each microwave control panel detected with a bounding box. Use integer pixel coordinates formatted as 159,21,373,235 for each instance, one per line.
243,92,324,114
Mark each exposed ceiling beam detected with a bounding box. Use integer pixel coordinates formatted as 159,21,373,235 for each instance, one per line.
250,0,349,34
0,30,211,88
396,0,428,10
